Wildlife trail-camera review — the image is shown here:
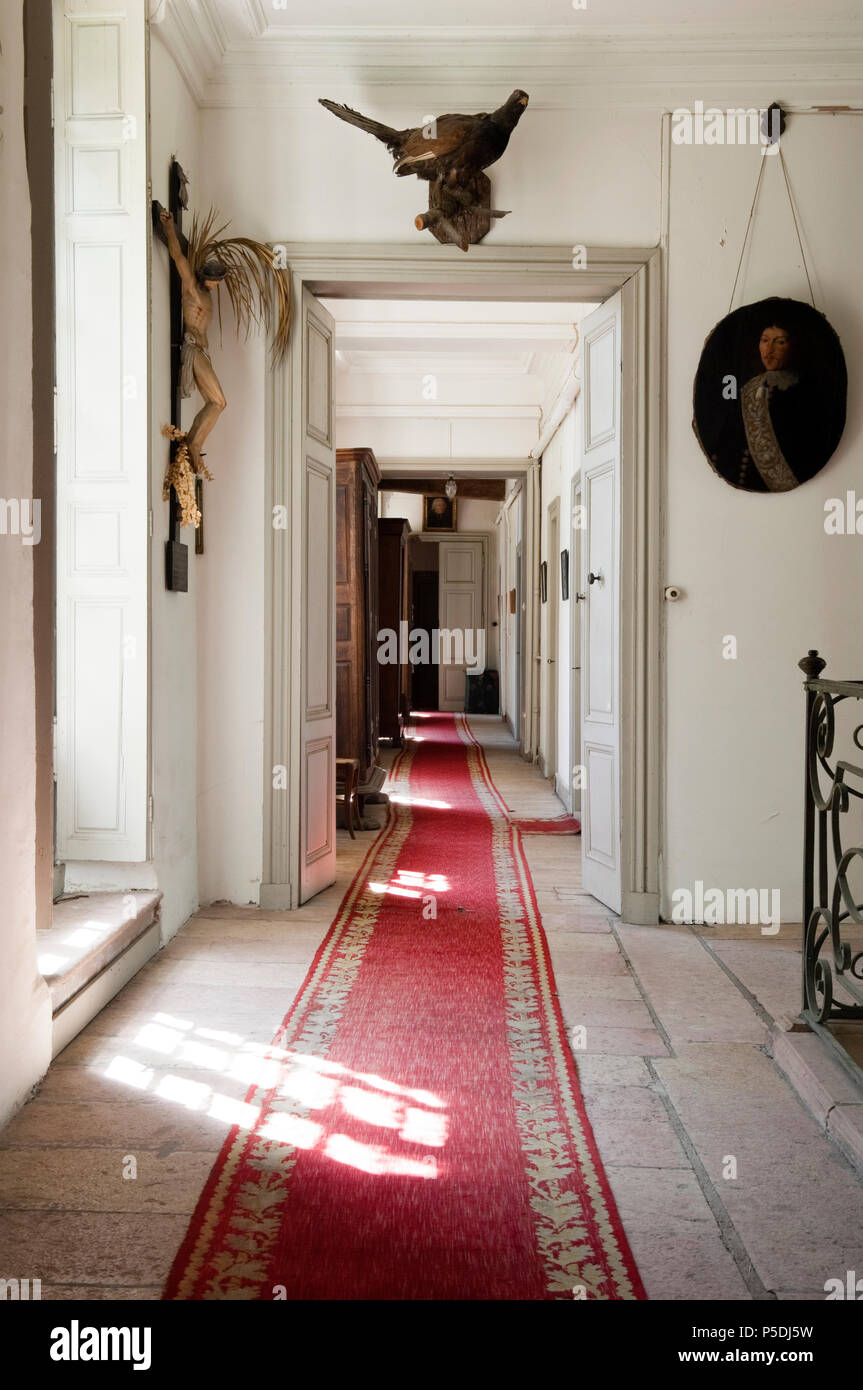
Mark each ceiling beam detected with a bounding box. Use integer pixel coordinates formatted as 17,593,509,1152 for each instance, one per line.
381,478,506,501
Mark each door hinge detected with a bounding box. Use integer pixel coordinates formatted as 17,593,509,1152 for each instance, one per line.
50,78,54,129
147,794,154,823
148,509,153,538
53,387,58,455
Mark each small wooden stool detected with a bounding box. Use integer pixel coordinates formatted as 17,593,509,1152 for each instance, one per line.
335,758,360,838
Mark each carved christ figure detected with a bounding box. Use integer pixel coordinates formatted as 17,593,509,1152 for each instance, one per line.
160,207,227,472
153,197,291,523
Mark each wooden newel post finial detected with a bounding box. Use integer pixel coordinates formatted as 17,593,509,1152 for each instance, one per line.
799,650,827,680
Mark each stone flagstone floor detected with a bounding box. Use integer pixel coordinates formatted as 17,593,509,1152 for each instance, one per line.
1,715,862,1300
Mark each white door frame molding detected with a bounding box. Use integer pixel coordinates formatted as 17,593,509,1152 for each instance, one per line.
262,244,662,924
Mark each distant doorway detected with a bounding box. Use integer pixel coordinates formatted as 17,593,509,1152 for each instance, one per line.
411,570,439,710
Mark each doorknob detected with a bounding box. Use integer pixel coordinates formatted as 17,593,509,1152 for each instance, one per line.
587,571,603,585
574,592,586,602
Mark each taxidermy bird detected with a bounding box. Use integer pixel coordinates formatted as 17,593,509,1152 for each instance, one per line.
318,90,529,182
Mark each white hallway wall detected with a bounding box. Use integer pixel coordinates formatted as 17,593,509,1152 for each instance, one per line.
664,125,863,920
174,72,863,921
150,35,265,911
149,35,204,934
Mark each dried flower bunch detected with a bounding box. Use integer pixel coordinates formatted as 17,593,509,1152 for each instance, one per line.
162,424,212,529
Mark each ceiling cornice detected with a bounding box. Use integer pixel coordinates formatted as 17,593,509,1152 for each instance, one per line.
154,5,863,109
336,404,540,419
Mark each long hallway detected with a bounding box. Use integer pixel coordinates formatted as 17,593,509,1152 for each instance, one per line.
2,717,863,1299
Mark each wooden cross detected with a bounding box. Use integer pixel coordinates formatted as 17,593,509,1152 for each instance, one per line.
152,157,202,591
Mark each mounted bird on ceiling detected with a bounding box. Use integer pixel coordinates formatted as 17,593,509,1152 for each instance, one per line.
318,90,529,252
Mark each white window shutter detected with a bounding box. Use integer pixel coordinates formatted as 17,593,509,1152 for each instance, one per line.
54,1,149,862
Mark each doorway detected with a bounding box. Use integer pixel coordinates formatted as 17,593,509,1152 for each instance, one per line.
261,246,662,925
411,570,439,711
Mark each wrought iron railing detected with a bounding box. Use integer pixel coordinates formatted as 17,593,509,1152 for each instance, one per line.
799,650,863,1082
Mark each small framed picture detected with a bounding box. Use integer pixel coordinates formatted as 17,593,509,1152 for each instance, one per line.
540,561,548,603
423,494,457,530
560,548,569,600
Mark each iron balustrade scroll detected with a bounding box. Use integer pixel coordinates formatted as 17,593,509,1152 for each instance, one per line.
799,651,863,1077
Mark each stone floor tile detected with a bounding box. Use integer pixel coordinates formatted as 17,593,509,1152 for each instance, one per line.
556,996,654,1029
618,924,768,1045
625,1230,752,1301
574,1055,653,1089
655,1043,863,1294
0,1150,218,1214
551,973,642,1001
0,1210,188,1286
581,1086,689,1167
567,1024,670,1056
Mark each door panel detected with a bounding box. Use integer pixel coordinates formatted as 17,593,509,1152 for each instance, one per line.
299,290,336,902
546,501,559,783
438,540,485,712
580,294,622,913
569,480,583,814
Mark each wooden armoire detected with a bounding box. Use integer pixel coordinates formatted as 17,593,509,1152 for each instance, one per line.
378,518,411,744
335,447,380,784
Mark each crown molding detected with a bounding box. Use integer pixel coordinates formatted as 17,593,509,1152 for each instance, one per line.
338,352,539,376
336,403,540,419
151,0,227,105
155,6,863,110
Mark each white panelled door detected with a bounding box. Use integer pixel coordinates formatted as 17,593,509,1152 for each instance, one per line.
437,540,485,711
297,288,337,902
54,0,149,862
580,294,622,914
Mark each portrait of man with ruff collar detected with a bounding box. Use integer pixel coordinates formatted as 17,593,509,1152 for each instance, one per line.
692,296,847,493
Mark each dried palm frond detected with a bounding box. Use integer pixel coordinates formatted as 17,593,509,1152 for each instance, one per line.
187,207,292,365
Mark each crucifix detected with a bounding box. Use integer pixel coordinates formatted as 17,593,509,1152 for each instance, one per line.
153,157,194,590
152,161,292,591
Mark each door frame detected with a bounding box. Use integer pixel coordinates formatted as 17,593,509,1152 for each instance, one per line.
544,497,560,786
262,244,662,925
569,475,584,818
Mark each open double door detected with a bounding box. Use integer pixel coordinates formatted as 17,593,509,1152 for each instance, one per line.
289,286,626,919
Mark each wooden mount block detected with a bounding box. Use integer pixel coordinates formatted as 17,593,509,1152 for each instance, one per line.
415,171,507,252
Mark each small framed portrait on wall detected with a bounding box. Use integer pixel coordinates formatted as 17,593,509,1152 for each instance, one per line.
560,548,569,600
423,494,457,530
540,561,548,603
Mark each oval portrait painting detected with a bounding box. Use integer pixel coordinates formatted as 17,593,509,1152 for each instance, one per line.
692,297,847,492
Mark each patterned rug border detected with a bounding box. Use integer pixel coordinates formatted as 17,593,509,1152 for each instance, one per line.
457,714,645,1300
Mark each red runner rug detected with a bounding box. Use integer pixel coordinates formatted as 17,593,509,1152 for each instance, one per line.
510,814,582,835
165,714,644,1300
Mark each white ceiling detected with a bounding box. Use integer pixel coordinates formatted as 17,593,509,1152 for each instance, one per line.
324,299,590,372
194,0,863,37
322,298,594,399
153,1,863,108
